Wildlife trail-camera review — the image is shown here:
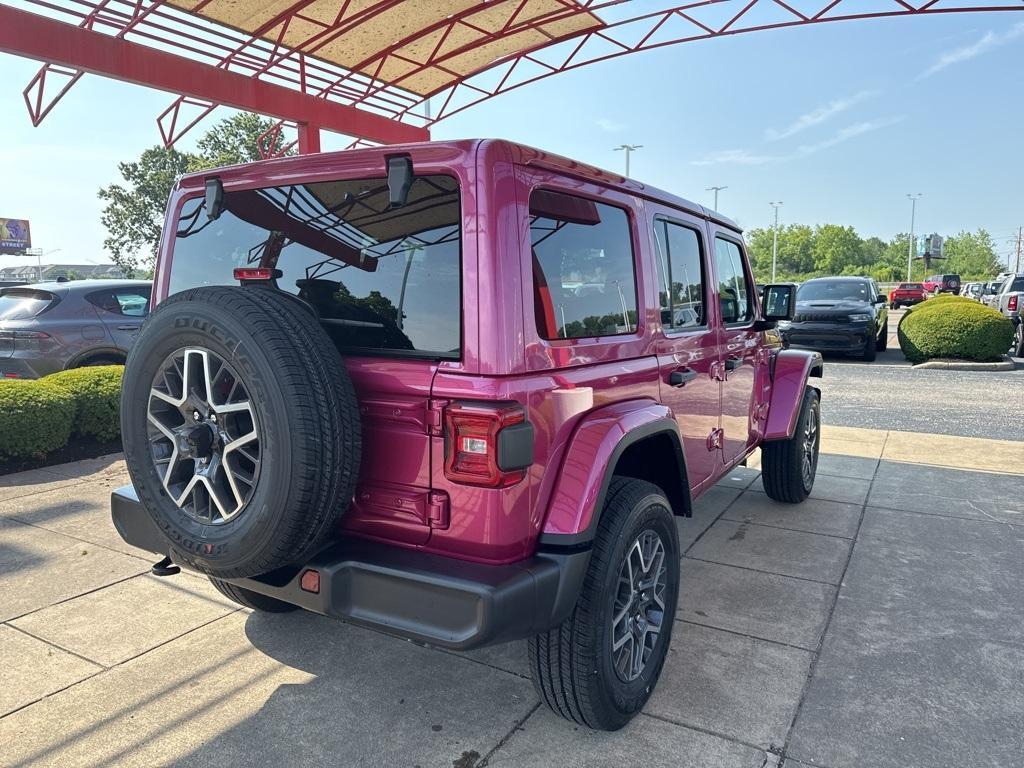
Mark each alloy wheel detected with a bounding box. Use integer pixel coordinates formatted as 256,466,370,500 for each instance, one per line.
146,348,262,524
801,401,819,487
611,529,668,682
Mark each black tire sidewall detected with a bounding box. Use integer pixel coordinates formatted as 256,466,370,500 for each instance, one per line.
123,298,298,573
592,491,680,720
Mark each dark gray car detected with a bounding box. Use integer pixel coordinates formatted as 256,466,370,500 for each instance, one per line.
0,279,152,379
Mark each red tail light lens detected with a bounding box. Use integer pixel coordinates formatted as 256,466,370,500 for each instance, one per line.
1009,295,1018,312
233,267,274,281
444,402,531,488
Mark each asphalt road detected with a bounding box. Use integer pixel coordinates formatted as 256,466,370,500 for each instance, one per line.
814,309,1024,440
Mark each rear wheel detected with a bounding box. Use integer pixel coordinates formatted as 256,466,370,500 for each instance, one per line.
1013,323,1024,357
209,577,297,613
761,387,820,504
528,478,679,731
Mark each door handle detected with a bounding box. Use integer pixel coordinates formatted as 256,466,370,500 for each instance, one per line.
724,356,743,372
117,325,139,331
669,367,698,387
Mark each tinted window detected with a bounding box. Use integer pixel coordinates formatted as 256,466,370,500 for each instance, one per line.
169,175,461,359
797,280,871,302
87,288,151,317
653,219,706,330
714,238,752,324
0,289,55,321
530,190,638,340
1009,276,1024,292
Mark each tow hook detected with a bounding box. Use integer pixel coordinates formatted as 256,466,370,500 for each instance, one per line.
151,556,181,577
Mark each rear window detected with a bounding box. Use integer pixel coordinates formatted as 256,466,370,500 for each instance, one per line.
169,174,461,359
0,289,55,321
899,283,923,289
529,189,638,340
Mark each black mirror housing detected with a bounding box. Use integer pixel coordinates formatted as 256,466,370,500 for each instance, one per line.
386,155,414,208
205,177,224,221
762,283,797,321
876,294,887,304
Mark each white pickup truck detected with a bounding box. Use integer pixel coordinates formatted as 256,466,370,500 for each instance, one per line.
991,273,1024,356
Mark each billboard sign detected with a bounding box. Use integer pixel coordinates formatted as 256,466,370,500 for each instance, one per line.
0,219,32,254
915,233,944,260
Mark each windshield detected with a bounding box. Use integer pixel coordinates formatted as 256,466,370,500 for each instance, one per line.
0,289,55,321
797,280,870,302
169,174,461,359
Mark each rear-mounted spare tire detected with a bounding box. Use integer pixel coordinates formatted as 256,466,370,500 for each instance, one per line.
121,286,361,579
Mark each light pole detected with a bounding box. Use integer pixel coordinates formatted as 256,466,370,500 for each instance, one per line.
769,202,783,282
706,185,728,210
613,144,642,177
22,247,61,282
906,194,922,282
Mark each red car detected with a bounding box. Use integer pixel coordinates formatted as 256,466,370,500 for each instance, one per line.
889,282,928,308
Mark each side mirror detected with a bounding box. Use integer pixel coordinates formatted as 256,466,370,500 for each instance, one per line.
205,177,224,221
876,294,887,304
762,283,797,321
386,155,414,209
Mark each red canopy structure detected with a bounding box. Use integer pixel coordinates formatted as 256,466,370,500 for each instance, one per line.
1,0,1022,155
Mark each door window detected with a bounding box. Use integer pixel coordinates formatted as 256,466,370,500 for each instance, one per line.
87,288,152,317
652,218,706,331
714,238,753,325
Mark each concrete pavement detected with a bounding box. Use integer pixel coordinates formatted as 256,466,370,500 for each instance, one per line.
1,426,1022,767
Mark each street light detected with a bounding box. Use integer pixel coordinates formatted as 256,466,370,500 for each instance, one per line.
769,202,783,282
613,144,642,176
906,194,922,282
706,185,728,210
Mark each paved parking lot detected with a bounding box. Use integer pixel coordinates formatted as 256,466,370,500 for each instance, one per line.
2,426,1023,767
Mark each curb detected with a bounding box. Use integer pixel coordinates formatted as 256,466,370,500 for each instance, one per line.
912,355,1017,371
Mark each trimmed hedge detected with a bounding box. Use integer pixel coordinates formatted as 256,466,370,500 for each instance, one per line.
898,299,1013,364
0,366,123,460
46,366,124,441
0,380,76,459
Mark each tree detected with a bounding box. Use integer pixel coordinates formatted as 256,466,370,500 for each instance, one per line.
811,224,863,275
98,113,290,275
943,229,1001,279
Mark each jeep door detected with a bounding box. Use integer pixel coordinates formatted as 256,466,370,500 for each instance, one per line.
646,205,720,492
710,229,761,466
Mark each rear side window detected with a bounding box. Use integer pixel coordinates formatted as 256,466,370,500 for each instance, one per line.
530,190,638,340
0,289,55,321
714,238,753,324
169,174,462,359
652,218,706,330
87,288,152,317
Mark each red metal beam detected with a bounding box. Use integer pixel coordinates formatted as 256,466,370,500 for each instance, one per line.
0,5,427,145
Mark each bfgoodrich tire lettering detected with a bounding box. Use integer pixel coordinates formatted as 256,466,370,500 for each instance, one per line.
121,286,361,579
528,478,680,731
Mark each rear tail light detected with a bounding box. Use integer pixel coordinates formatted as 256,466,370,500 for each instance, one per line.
444,402,534,488
1009,295,1018,312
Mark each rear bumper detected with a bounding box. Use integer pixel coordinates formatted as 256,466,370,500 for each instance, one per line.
0,356,59,379
111,486,588,650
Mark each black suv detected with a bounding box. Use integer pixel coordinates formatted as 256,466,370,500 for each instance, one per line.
778,276,889,362
927,273,961,294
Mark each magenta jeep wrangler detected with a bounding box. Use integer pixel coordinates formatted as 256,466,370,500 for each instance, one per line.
112,139,822,731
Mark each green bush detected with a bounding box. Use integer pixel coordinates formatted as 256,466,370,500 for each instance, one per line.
0,380,76,459
45,366,124,441
898,300,1013,364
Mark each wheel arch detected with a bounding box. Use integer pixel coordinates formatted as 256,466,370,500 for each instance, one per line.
539,401,691,549
66,345,128,368
764,349,823,441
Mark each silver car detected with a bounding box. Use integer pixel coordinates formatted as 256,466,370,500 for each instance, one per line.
0,279,152,379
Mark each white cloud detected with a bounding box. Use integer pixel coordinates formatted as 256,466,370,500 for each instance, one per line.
596,117,624,133
919,23,1024,79
692,117,904,166
764,90,878,142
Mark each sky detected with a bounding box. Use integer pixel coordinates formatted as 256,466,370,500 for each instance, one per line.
1,6,1023,270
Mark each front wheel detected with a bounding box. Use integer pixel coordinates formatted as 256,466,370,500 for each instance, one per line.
761,387,820,503
528,478,680,731
861,330,878,361
876,324,888,351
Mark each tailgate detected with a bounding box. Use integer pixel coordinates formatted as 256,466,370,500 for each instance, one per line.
340,358,446,545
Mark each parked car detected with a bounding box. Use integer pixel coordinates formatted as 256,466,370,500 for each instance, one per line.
925,273,961,294
0,279,152,379
109,139,824,731
981,280,1005,308
960,282,984,300
778,276,889,361
888,282,928,308
990,273,1024,356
